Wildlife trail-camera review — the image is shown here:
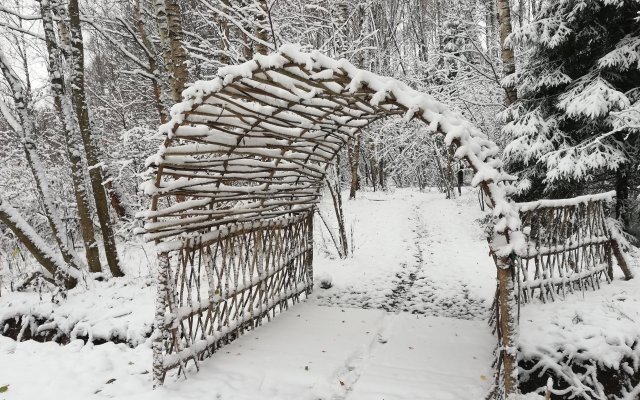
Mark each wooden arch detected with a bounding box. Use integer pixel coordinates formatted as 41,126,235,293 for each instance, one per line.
140,44,522,392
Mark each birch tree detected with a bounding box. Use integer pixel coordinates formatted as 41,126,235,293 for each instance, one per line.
66,0,124,277
40,0,101,274
497,0,517,105
0,47,84,284
155,0,189,103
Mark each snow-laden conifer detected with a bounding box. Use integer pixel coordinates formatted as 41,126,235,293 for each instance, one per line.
502,0,640,212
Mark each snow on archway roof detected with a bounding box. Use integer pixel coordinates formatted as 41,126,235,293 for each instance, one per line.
138,44,522,255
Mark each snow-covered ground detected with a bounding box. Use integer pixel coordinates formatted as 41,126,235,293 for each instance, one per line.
0,187,638,399
314,188,495,319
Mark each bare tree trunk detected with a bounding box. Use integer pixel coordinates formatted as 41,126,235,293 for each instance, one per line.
497,0,517,105
326,154,348,258
615,162,629,224
486,1,496,59
326,175,348,258
496,258,518,396
254,0,270,55
368,139,378,192
155,0,189,103
67,0,124,277
348,134,361,199
371,159,378,192
378,158,386,190
166,0,189,100
334,0,349,56
0,198,79,289
446,145,457,198
0,48,86,274
333,1,361,200
133,0,169,123
41,0,102,274
215,0,232,65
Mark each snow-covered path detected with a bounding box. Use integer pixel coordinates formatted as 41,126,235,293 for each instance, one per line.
308,188,497,399
0,188,498,400
315,188,496,319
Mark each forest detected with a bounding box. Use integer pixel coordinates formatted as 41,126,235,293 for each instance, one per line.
0,0,639,399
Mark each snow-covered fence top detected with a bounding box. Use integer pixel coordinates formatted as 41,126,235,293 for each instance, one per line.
515,190,616,212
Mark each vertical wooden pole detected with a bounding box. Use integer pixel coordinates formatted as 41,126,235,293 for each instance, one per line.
306,211,314,294
153,252,170,387
605,242,614,281
497,256,518,396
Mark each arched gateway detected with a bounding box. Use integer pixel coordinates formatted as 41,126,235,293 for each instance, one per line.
140,44,526,394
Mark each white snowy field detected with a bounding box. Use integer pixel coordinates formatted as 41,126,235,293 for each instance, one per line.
0,187,637,399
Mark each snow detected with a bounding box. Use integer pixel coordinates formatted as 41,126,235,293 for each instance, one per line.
518,264,640,398
0,188,499,399
0,304,494,400
1,188,638,399
314,188,495,318
142,44,521,263
0,274,155,348
558,78,630,120
515,190,616,212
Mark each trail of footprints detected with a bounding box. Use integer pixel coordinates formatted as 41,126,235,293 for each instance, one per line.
317,205,488,320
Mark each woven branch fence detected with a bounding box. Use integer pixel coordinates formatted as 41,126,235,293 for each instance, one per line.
154,212,313,381
139,45,632,396
514,192,633,304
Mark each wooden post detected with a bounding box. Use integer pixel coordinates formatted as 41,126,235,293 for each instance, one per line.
306,211,314,294
605,242,614,281
496,256,518,396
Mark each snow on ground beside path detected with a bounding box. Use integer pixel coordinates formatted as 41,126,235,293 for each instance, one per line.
518,251,640,385
314,188,496,319
0,243,155,346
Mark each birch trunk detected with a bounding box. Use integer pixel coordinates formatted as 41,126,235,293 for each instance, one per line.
155,0,189,103
67,0,124,277
497,0,517,105
496,258,518,396
133,0,169,123
41,0,101,274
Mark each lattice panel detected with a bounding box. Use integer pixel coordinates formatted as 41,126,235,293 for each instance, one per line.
515,195,630,303
152,212,313,384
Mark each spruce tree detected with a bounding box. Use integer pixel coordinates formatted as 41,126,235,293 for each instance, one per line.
502,0,640,222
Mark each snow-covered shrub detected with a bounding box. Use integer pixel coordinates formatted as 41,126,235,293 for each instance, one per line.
518,276,640,399
318,273,333,289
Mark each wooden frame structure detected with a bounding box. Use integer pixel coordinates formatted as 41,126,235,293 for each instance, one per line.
140,44,530,394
